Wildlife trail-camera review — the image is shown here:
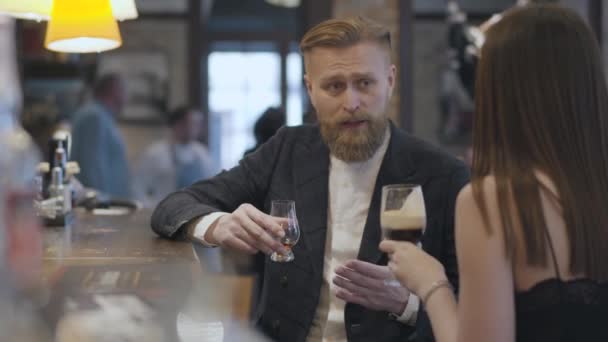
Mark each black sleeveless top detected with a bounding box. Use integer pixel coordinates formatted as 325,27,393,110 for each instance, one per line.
514,228,608,341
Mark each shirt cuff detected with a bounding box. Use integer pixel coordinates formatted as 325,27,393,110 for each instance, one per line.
188,212,229,247
396,293,419,325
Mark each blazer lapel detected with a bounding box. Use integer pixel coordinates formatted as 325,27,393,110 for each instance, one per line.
294,130,330,276
357,123,418,264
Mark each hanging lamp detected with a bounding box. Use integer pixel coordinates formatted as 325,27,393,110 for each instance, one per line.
0,0,138,22
0,0,52,21
265,0,301,8
111,0,138,21
45,0,122,53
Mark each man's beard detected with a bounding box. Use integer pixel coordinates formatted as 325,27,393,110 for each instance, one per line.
319,113,388,162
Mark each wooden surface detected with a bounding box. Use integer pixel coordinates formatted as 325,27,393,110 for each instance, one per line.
43,208,197,265
40,207,255,340
40,208,197,339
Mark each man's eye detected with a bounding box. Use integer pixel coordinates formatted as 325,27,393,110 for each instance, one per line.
359,79,372,88
326,83,344,92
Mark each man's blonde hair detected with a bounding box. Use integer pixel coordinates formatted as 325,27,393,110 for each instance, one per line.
299,16,391,55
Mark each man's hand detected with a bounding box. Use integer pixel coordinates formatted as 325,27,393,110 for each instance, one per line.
333,259,409,315
205,203,286,255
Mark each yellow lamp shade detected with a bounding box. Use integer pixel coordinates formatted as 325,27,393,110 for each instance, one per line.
0,0,52,21
45,0,122,53
0,0,138,22
111,0,138,21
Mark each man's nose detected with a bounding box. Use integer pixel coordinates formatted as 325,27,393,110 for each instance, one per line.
343,88,361,114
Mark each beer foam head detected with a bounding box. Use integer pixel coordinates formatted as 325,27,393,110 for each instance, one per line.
381,186,426,230
381,211,425,230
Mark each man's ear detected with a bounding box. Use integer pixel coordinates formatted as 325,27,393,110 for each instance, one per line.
387,64,396,98
304,74,316,106
304,74,313,96
303,74,318,113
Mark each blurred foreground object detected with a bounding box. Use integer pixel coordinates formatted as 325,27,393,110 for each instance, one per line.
55,294,163,342
0,16,49,341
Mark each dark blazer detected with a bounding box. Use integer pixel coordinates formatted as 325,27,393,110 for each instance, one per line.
151,123,470,342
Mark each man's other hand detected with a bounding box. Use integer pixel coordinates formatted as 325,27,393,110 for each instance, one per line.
333,259,409,315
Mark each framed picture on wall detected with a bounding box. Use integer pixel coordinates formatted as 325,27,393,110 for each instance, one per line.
97,51,169,122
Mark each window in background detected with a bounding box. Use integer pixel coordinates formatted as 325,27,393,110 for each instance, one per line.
286,49,304,127
208,41,304,170
208,43,280,169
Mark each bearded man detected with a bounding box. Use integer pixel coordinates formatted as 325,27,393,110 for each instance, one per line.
151,16,469,342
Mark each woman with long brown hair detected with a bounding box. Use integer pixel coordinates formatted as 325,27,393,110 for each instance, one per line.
380,4,608,342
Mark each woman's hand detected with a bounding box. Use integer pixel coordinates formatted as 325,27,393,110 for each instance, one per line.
379,240,448,296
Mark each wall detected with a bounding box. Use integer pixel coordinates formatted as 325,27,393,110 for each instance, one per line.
332,0,402,125
559,0,589,21
114,19,188,164
412,21,447,147
118,19,188,111
605,0,608,74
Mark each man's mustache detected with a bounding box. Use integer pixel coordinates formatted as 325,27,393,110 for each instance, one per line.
326,113,372,125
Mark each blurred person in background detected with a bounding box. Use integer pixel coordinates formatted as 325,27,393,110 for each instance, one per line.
244,107,286,156
20,100,71,160
70,73,131,199
381,4,608,342
132,106,216,208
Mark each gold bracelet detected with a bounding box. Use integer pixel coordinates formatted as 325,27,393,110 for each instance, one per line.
421,279,452,305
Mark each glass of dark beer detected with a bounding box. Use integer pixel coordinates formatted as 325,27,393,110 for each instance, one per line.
381,184,426,243
270,200,300,262
381,184,426,286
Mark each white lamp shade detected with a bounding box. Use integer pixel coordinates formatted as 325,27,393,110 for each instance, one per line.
0,0,138,21
0,0,52,21
265,0,301,8
111,0,138,21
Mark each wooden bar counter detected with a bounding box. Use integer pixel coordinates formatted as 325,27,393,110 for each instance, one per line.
43,208,198,266
39,208,256,341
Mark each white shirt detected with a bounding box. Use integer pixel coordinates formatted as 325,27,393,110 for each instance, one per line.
191,128,419,341
132,138,216,208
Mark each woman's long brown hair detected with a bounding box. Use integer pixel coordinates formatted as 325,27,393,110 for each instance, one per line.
472,4,608,281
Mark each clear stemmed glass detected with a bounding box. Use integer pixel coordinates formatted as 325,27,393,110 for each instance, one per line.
269,200,300,262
